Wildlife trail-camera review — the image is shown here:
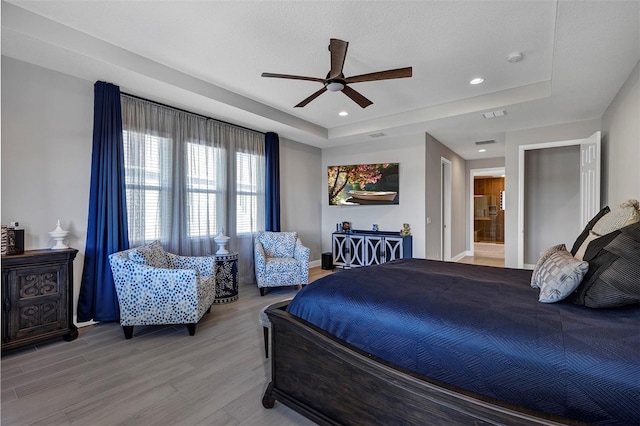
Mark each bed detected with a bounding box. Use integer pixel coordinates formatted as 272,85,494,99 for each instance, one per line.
262,253,639,425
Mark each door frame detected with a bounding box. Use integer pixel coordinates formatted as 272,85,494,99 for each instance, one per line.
517,132,600,268
469,167,505,256
441,157,452,261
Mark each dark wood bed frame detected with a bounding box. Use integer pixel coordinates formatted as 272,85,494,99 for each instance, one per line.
262,301,585,426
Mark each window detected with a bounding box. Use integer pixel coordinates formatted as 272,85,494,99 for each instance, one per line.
186,142,224,238
121,94,265,284
122,131,170,243
236,151,261,234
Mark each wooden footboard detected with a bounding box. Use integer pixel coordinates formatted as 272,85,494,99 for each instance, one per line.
262,302,583,426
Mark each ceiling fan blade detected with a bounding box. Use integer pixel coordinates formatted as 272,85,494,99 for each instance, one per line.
329,38,349,80
295,87,328,108
345,67,413,84
261,73,325,83
342,85,373,108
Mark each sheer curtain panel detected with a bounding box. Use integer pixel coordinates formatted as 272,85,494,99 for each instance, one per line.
120,95,265,283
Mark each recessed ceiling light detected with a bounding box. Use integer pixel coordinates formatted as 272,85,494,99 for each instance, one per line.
338,111,348,116
478,149,487,153
469,77,485,85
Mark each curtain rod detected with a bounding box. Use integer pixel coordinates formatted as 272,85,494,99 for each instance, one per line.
121,92,266,136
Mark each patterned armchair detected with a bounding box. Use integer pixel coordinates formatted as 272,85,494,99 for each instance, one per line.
108,241,217,339
254,231,310,296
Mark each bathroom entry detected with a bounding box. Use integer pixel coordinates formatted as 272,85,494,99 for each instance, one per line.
473,174,505,244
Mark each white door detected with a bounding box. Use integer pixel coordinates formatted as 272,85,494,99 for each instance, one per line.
441,158,452,261
580,132,601,229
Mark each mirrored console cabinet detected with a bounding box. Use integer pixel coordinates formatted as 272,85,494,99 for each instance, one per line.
332,230,412,268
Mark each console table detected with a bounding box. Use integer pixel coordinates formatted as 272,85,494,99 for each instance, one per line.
2,248,79,352
213,252,239,303
332,230,412,269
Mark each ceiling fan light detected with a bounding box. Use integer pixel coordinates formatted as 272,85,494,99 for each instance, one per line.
326,81,345,92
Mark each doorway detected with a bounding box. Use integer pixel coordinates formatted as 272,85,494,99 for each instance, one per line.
469,167,505,265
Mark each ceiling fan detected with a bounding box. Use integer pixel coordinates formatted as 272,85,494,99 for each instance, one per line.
261,38,412,109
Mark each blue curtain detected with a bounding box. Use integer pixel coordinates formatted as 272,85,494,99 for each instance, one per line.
265,132,281,231
77,81,129,322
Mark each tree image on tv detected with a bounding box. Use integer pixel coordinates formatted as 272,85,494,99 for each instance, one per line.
328,163,399,205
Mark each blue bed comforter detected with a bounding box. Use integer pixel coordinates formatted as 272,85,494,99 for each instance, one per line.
286,258,640,425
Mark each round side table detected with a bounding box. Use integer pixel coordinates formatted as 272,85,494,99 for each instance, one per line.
213,252,239,303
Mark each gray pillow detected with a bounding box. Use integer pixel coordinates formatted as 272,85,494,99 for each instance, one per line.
531,243,566,289
537,248,588,303
128,240,169,269
571,222,640,308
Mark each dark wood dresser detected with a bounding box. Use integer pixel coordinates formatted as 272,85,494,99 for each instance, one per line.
2,248,79,352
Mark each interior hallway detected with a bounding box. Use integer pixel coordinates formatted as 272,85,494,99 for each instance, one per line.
457,242,505,267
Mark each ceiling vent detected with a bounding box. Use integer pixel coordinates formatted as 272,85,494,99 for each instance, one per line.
482,109,506,119
475,140,496,146
369,132,387,138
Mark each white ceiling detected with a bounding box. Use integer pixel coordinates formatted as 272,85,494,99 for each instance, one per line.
2,1,639,159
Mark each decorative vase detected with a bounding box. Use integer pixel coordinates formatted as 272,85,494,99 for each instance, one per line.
49,220,70,250
214,228,230,255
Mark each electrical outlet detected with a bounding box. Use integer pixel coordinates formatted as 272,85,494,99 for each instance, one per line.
426,217,431,224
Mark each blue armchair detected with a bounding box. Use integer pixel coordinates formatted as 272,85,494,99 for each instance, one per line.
254,231,310,296
108,241,217,339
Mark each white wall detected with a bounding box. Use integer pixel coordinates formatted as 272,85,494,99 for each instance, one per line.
1,56,94,322
601,60,640,206
425,133,467,260
321,135,426,258
279,137,323,263
524,145,580,264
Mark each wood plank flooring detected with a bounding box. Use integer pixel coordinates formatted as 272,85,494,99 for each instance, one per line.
457,242,505,267
2,259,501,426
2,270,331,426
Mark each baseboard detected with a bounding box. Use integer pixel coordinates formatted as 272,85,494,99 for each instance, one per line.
75,315,98,328
524,263,535,270
451,251,471,262
309,259,321,268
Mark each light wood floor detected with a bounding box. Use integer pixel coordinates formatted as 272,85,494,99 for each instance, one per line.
457,242,505,267
3,261,501,426
2,273,331,426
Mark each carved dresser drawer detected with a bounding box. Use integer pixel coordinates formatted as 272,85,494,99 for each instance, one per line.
2,248,78,352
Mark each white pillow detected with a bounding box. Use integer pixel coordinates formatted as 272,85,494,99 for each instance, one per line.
531,243,566,289
537,248,588,303
592,199,640,236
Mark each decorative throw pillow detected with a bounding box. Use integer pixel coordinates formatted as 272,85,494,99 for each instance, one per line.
128,240,169,269
570,222,640,308
537,248,588,303
258,232,297,258
570,206,610,255
592,199,640,236
531,243,566,288
574,231,600,261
